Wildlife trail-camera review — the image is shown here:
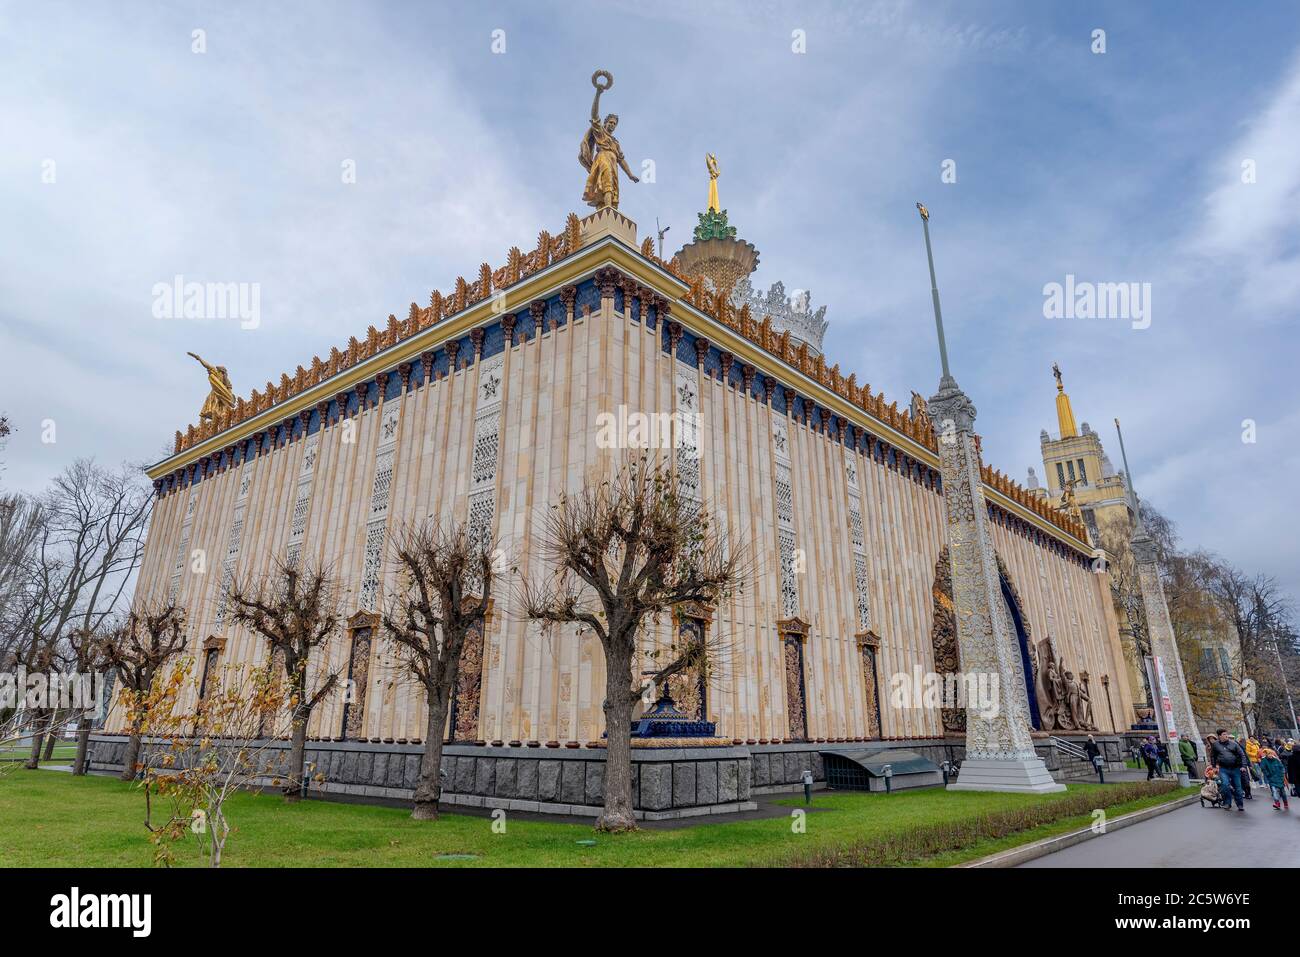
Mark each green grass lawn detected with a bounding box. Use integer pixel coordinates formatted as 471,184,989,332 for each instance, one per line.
0,743,78,766
0,768,1194,868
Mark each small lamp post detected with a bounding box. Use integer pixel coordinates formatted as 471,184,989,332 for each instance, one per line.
882,763,894,795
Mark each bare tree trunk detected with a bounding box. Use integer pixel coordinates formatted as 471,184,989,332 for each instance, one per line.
120,716,143,781
43,712,62,760
23,710,48,770
73,714,92,775
413,696,449,821
598,643,638,832
284,714,308,801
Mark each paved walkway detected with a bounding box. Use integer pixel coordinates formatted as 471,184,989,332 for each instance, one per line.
1021,795,1300,867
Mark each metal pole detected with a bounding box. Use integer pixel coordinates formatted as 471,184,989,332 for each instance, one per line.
1113,418,1141,517
917,203,953,386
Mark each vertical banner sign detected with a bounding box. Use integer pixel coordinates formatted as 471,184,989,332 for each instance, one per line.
1152,654,1179,745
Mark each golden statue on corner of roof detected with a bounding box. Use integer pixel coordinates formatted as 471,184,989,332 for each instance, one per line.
1060,478,1083,521
188,352,234,424
579,70,639,210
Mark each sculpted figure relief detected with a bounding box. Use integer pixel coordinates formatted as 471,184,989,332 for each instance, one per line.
1034,637,1098,732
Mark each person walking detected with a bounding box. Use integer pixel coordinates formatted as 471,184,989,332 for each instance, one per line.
1259,747,1289,810
1286,739,1300,798
1230,734,1253,799
1206,735,1219,770
1157,740,1172,775
1084,734,1101,772
1211,729,1248,811
1141,736,1160,780
1179,737,1199,779
1245,736,1262,783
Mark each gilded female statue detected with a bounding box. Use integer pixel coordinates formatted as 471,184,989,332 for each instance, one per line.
188,351,234,424
579,70,639,210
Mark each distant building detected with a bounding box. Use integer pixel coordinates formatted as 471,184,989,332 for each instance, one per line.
1034,367,1240,736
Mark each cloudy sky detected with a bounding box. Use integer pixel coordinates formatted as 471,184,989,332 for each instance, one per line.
2,0,1297,601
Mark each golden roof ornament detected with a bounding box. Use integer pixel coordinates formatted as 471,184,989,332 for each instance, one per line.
672,153,758,304
578,70,639,210
188,352,234,425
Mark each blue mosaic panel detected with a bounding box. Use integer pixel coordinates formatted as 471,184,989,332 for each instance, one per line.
675,328,697,366
770,382,788,415
481,320,505,361
431,347,450,380
728,357,746,392
702,344,724,380
450,335,474,371
384,373,401,402
575,278,600,319
545,295,566,331
511,306,534,342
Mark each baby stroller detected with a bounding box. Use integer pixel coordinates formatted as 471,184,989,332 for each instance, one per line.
1200,768,1229,809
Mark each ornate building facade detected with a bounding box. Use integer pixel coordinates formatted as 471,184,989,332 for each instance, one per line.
98,201,1139,811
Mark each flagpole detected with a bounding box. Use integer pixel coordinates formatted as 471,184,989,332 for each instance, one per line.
916,203,955,388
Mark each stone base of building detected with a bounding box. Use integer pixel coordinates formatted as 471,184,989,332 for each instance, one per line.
87,733,1118,815
947,756,1067,793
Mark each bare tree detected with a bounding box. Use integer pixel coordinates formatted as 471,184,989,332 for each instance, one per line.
0,494,44,659
381,520,495,821
1209,567,1299,733
68,623,111,774
101,602,187,780
0,462,150,763
7,623,64,769
228,557,341,801
523,456,743,832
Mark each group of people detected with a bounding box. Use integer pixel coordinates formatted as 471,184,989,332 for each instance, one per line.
1199,730,1300,812
1134,735,1202,778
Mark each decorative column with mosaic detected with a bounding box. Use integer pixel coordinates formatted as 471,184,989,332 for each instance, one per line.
918,202,1062,792
1113,417,1198,762
929,382,1063,792
1131,532,1198,764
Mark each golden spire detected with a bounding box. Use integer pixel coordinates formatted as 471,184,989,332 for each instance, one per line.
1052,361,1077,438
706,153,720,212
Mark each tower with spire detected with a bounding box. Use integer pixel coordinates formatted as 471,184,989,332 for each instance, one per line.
1035,363,1132,545
671,154,830,356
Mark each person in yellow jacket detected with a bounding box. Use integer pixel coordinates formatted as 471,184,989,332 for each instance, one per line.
1245,736,1262,784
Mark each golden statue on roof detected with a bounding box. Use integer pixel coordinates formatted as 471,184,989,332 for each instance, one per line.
706,153,720,212
188,351,235,424
579,70,638,210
